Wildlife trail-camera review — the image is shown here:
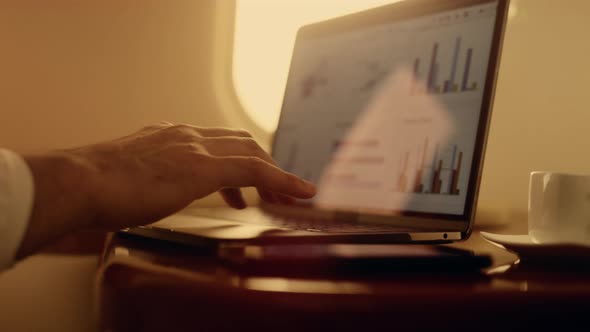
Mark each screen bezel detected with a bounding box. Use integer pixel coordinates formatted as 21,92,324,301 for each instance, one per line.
270,0,509,232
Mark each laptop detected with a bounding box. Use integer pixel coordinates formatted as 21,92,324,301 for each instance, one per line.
126,0,509,247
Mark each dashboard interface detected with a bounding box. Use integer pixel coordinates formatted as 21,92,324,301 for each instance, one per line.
273,1,499,217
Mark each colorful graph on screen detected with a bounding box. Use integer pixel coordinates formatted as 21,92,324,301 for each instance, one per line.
395,138,464,196
412,37,479,95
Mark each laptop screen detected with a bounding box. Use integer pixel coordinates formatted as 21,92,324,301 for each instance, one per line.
272,0,502,220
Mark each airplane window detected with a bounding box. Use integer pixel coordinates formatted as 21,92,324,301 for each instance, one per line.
232,0,398,133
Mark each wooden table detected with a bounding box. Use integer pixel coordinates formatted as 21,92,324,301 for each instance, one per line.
96,230,590,332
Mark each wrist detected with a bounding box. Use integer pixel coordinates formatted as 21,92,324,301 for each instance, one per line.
44,151,99,229
20,152,99,255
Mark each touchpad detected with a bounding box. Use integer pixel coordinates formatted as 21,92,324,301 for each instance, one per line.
150,214,284,240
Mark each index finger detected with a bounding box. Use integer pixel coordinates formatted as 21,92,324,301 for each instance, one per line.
176,125,253,138
213,156,316,199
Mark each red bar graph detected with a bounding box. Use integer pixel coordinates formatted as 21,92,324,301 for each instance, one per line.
395,139,464,196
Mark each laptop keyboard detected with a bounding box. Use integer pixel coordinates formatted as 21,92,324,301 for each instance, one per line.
185,208,410,234
273,218,407,233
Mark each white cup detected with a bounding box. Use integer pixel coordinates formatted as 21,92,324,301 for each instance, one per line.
528,171,590,245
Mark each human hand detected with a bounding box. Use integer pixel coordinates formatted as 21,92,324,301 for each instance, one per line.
19,123,316,257
73,122,316,229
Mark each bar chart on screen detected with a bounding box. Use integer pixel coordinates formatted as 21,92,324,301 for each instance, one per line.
395,137,464,196
411,37,480,96
274,1,497,214
407,5,495,97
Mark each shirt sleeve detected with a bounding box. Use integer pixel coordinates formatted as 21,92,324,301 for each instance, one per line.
0,149,34,270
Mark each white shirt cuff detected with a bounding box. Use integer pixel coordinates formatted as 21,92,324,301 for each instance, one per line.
0,149,34,270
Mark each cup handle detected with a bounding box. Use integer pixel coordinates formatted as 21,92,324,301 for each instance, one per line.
528,172,546,231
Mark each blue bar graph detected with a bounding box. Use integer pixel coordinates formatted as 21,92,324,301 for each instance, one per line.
412,37,478,95
448,37,461,92
426,43,439,93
